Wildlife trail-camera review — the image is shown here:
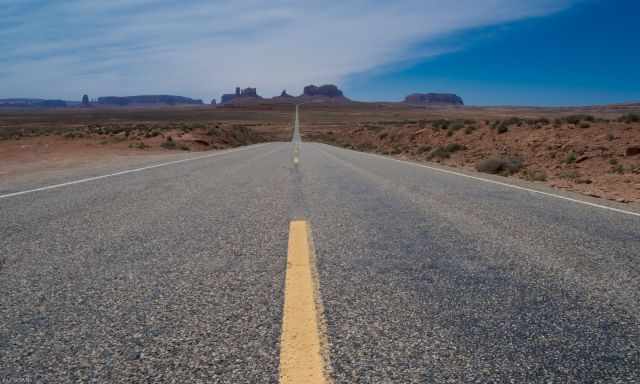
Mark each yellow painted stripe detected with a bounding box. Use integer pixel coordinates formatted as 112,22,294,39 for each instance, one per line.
279,220,330,384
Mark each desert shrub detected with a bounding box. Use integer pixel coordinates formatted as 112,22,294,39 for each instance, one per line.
496,123,509,134
609,158,619,165
416,145,432,154
492,117,522,134
618,113,640,123
579,123,591,129
207,127,221,136
565,115,580,125
378,132,389,140
464,126,476,134
610,164,625,174
161,136,177,149
523,169,548,182
432,119,450,130
446,122,464,136
178,143,191,151
476,157,523,175
565,152,577,164
559,171,579,180
62,130,87,139
365,124,384,132
562,114,595,125
444,143,465,153
427,147,451,160
129,141,149,149
607,133,615,141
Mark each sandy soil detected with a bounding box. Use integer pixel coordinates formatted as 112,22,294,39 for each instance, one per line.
0,105,293,187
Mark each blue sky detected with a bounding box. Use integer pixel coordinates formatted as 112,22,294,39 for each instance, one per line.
1,0,638,106
347,0,640,105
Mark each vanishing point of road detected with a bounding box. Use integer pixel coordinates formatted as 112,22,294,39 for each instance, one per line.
1,106,639,383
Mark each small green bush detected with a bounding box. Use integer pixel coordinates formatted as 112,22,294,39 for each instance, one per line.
444,143,465,153
427,147,451,160
145,129,161,138
476,157,523,175
565,152,577,164
432,119,450,130
610,164,625,174
523,169,548,182
161,136,177,149
563,114,595,125
618,113,640,123
129,141,149,149
559,170,579,180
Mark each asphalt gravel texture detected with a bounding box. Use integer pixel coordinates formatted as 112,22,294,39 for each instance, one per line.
1,140,640,383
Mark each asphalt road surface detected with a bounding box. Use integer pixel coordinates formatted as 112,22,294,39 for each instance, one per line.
1,111,640,383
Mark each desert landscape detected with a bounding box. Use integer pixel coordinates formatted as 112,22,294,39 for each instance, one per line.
300,103,640,204
0,105,292,185
3,101,639,204
4,2,640,382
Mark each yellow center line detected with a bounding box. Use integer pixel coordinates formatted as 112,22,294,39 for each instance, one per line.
279,220,331,384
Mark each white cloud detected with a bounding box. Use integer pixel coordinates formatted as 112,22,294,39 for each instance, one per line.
0,0,574,100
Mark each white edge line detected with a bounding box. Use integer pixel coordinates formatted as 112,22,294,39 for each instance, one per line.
0,143,268,200
319,144,640,218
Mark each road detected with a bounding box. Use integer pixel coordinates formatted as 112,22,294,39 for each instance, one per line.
1,107,639,383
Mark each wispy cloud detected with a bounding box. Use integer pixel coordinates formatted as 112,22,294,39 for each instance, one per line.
0,0,575,100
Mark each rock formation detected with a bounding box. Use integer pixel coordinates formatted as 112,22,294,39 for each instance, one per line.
220,87,262,104
302,84,343,98
82,94,90,106
404,93,464,106
297,84,351,103
0,98,67,108
97,95,203,106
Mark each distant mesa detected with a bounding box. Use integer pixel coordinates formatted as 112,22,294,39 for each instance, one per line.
210,98,217,105
96,95,203,106
0,98,67,108
404,93,464,106
296,84,351,103
221,87,262,104
280,89,294,98
302,84,343,98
